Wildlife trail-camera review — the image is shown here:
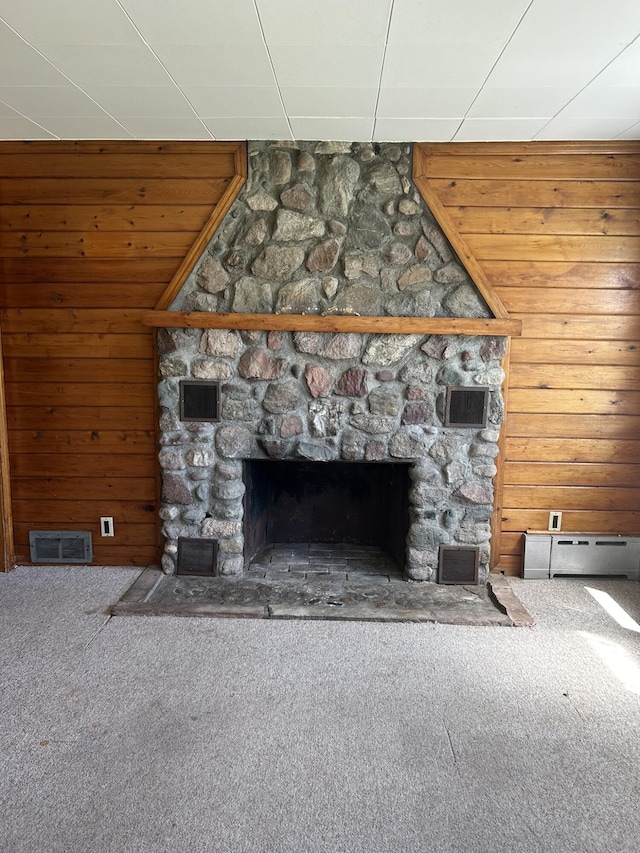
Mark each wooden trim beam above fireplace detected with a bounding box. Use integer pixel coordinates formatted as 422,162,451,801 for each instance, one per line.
142,311,522,336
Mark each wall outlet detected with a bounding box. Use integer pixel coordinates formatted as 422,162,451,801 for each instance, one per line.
100,516,115,537
548,511,562,532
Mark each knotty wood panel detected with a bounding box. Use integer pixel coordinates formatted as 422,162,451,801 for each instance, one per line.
0,141,245,568
417,141,640,575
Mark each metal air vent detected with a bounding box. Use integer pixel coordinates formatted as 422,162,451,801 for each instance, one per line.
179,380,220,422
445,387,489,428
177,537,218,576
29,531,92,564
438,545,479,584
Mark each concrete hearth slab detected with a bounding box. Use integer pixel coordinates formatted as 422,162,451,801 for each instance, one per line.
112,566,528,627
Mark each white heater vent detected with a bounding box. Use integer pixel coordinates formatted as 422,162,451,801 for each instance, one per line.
29,531,92,564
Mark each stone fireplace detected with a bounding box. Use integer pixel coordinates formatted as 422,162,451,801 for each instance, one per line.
156,141,507,583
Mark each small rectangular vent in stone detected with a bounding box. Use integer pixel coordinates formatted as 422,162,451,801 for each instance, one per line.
438,545,479,584
177,537,218,576
180,381,220,422
29,530,92,564
445,387,489,428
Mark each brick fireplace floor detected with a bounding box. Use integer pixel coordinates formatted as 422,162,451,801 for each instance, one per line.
113,554,531,626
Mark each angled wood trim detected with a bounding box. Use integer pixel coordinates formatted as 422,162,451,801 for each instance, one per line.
143,311,522,336
155,142,247,310
414,148,510,320
490,337,511,571
0,328,15,571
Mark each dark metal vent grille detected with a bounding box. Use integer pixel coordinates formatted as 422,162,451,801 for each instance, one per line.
29,531,92,564
180,381,220,422
438,546,479,584
177,537,218,576
445,387,489,428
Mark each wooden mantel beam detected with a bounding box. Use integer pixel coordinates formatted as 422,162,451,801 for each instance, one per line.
142,311,522,336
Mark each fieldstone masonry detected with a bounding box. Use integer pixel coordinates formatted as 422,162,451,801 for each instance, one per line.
158,141,507,582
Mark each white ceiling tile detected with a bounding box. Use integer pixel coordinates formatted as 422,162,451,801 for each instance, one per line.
616,120,640,139
372,117,460,141
536,117,638,140
0,99,21,116
467,87,576,119
0,86,107,117
257,0,392,46
387,0,532,45
487,0,640,88
270,45,383,89
454,117,551,141
281,87,378,117
83,85,195,117
377,87,476,119
559,85,640,119
381,43,500,89
594,38,640,86
289,117,373,141
119,116,213,139
31,116,134,138
120,0,264,45
0,115,57,139
0,0,141,44
0,24,68,85
182,86,284,117
201,116,293,140
152,44,274,87
39,44,172,87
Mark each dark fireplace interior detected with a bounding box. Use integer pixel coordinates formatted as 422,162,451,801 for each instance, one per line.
243,461,410,571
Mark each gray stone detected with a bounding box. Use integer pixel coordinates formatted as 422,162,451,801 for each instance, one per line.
182,292,220,312
238,348,286,380
336,368,367,397
421,336,458,360
161,473,193,505
199,328,241,357
474,367,505,386
341,430,365,461
232,277,273,313
293,331,322,354
273,150,292,184
434,262,468,285
308,399,345,437
365,439,386,461
317,155,360,218
251,245,305,281
260,439,290,459
157,328,178,355
385,289,434,319
158,449,184,470
307,238,340,272
329,220,347,235
275,278,321,314
216,461,243,480
320,333,362,360
215,425,252,458
297,151,316,172
161,554,176,574
281,182,313,210
218,555,244,576
186,448,214,467
429,436,467,466
366,161,402,197
222,382,253,400
210,499,243,519
295,441,336,462
273,209,325,241
362,334,424,366
331,283,382,316
444,459,469,486
159,358,187,378
376,370,395,382
247,190,278,211
414,235,433,262
389,427,429,458
343,251,379,280
393,221,416,237
262,382,300,414
457,481,493,504
197,255,229,294
158,379,179,410
480,337,509,362
473,463,498,478
368,389,401,416
192,359,232,380
437,365,466,386
399,361,433,385
211,478,246,500
398,198,418,215
421,218,453,262
321,276,339,299
470,441,499,459
244,218,268,246
345,205,391,250
404,548,436,581
384,242,412,265
202,518,242,538
315,142,352,154
305,365,333,398
221,398,259,420
348,414,395,434
267,331,283,350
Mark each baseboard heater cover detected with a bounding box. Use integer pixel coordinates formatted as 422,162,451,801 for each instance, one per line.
523,533,640,580
29,530,93,564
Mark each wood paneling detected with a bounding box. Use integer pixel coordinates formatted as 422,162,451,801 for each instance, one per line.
416,141,640,575
0,141,245,568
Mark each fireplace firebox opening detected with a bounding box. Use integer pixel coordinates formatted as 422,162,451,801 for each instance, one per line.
243,460,410,572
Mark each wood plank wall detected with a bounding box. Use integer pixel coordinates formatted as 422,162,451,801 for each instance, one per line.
417,142,640,575
0,141,243,567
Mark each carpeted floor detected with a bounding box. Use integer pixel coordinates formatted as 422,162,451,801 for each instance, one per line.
2,565,640,852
